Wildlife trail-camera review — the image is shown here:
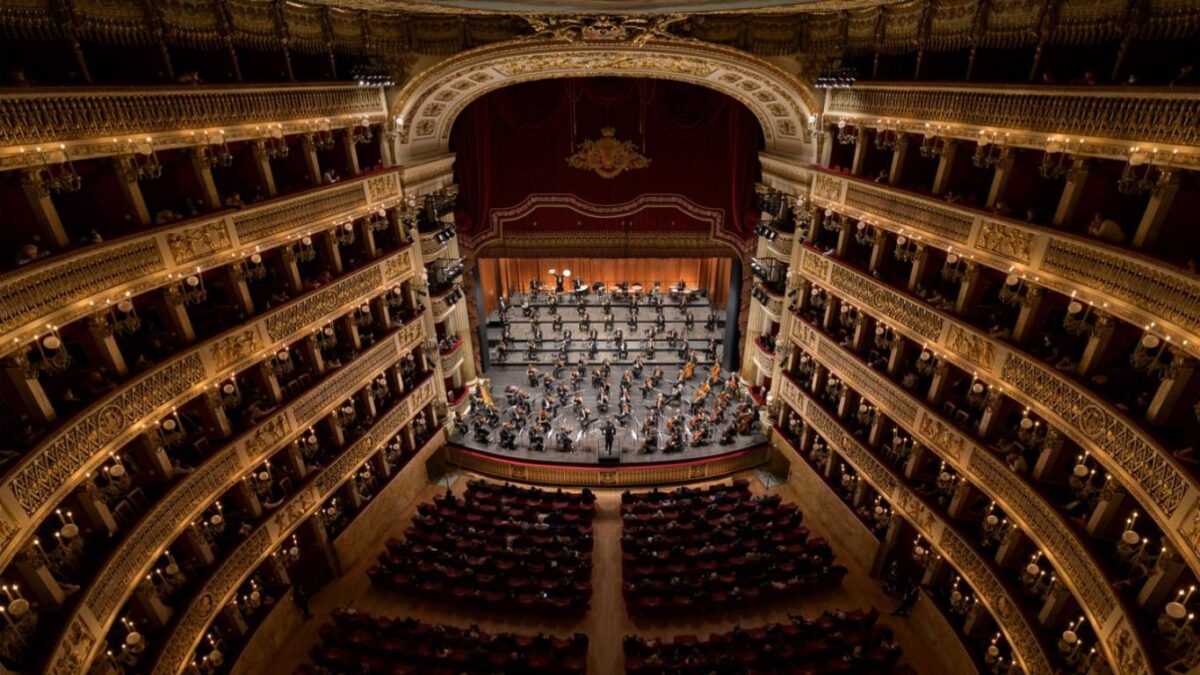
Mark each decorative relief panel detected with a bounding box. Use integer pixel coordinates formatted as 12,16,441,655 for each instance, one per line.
944,324,997,370
45,616,97,675
975,220,1034,265
828,265,945,340
210,328,262,371
366,174,400,202
167,221,233,265
800,248,831,279
384,247,415,281
999,353,1188,517
916,411,965,462
9,353,205,516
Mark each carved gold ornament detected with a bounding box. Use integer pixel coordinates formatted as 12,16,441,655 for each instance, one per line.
566,127,650,179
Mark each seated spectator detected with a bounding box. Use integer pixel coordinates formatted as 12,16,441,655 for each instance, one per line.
1087,212,1127,244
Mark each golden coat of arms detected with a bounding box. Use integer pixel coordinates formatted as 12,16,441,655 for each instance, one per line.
566,127,651,179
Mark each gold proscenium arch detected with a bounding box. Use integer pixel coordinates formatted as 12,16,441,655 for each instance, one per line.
390,35,821,164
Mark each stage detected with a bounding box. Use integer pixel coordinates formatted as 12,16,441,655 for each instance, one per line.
451,284,767,468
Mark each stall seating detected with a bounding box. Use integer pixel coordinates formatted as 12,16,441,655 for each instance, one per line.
621,481,847,614
624,608,901,674
299,609,588,674
368,481,595,614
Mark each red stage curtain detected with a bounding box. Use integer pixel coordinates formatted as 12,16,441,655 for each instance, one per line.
450,78,763,253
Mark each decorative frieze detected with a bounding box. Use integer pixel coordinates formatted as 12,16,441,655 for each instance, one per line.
49,327,421,675
0,171,406,354
783,382,1052,675
0,254,413,575
797,167,1200,352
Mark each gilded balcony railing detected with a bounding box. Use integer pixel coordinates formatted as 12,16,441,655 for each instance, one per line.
824,84,1200,162
786,163,1200,357
445,445,770,488
0,84,388,170
0,170,404,352
149,382,441,675
42,318,429,675
783,319,1153,675
0,248,419,572
793,247,1200,585
774,381,1054,675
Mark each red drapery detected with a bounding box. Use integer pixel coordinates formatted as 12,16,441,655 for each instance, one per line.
450,77,764,254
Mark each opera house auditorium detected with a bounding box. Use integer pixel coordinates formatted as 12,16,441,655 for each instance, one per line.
0,1,1198,673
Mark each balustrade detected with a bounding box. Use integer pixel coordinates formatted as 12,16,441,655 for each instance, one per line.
40,315,429,675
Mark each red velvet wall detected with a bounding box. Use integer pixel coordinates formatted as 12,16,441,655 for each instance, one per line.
450,78,764,254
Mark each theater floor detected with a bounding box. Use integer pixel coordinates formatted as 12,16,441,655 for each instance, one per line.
255,473,969,675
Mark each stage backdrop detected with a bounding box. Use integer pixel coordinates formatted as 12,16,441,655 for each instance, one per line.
450,77,764,257
477,257,734,316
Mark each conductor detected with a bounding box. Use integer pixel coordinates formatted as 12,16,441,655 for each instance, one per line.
602,420,617,454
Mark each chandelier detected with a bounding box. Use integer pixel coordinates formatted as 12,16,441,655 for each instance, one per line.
110,298,142,336
873,121,899,151
296,237,317,263
25,330,72,377
1117,148,1172,195
998,274,1030,307
315,325,337,351
367,209,389,233
243,253,268,283
263,133,289,160
196,133,234,168
1129,331,1170,377
941,253,967,283
972,132,1007,169
386,285,406,312
893,235,920,263
219,379,242,409
918,129,946,159
874,325,897,351
835,120,857,145
916,349,938,376
1039,139,1075,179
116,148,163,182
352,119,374,145
21,146,82,196
1062,300,1098,336
269,348,294,377
312,127,336,151
854,221,882,247
355,303,373,328
333,222,356,247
